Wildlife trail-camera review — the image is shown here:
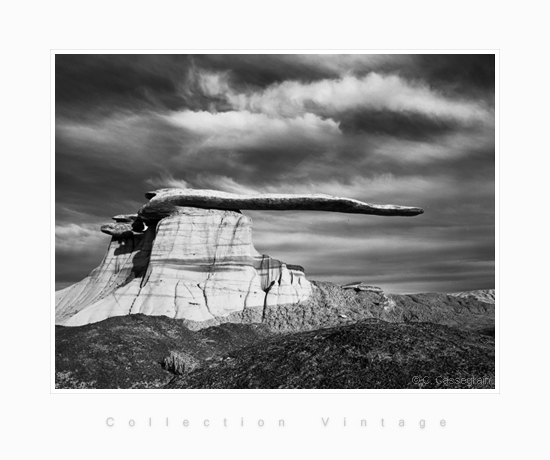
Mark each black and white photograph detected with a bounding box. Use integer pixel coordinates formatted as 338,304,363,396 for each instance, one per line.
8,1,550,457
54,53,496,390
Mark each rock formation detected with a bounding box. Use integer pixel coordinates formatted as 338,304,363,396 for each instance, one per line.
450,289,495,304
138,188,424,222
341,282,383,293
56,188,424,329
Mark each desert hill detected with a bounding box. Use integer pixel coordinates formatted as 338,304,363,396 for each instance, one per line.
451,289,495,304
166,319,494,390
55,286,495,389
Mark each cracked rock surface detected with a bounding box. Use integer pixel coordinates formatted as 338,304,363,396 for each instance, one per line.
55,207,311,328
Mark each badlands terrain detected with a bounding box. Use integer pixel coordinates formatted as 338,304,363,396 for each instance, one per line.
56,283,495,389
55,188,494,389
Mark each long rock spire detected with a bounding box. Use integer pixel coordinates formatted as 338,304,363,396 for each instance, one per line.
138,188,425,221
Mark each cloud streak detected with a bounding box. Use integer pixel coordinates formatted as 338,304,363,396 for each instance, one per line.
223,73,493,123
55,54,495,294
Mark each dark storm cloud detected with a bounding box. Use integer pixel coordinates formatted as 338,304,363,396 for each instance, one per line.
55,53,495,293
55,222,111,290
407,54,495,101
197,54,495,101
55,55,191,115
195,54,336,88
56,54,495,117
336,109,459,140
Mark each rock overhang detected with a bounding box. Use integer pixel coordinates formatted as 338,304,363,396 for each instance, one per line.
57,188,424,329
138,188,425,220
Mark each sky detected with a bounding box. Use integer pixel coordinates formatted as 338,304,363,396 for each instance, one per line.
55,54,495,294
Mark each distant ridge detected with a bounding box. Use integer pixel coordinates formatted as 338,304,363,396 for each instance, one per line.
450,289,495,304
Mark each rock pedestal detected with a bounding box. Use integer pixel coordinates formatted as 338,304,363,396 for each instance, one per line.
56,187,424,329
55,207,311,329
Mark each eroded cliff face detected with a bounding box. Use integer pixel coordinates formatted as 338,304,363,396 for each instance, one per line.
56,187,426,329
55,207,312,329
55,228,155,325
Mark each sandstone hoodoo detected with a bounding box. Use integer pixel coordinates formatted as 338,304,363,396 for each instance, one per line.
55,188,424,329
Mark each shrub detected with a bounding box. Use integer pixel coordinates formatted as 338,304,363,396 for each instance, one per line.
162,351,198,375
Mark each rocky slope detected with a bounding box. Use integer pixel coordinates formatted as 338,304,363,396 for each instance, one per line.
55,287,495,389
451,289,495,304
55,315,272,389
166,320,495,390
262,282,494,333
55,311,494,389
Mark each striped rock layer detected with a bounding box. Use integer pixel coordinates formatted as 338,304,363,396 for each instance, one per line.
55,207,312,329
